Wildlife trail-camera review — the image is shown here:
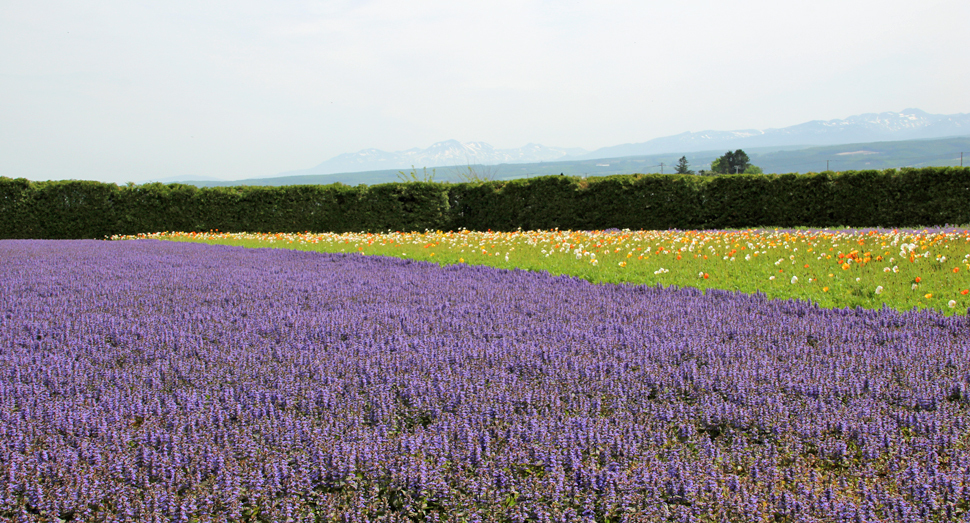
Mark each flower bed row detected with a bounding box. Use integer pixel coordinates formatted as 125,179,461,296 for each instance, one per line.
116,228,970,315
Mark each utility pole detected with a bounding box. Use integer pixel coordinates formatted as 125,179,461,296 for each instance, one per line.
961,152,964,167
826,160,830,171
660,162,665,174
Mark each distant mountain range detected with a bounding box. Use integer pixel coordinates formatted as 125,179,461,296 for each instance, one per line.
272,109,969,178
278,141,588,177
180,135,970,188
577,108,970,159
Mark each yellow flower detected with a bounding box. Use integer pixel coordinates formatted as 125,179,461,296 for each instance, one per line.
924,293,933,299
459,258,464,263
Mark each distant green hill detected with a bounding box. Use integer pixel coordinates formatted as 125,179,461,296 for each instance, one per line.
752,136,970,173
174,136,970,187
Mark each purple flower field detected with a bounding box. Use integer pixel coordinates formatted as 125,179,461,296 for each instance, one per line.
2,240,969,522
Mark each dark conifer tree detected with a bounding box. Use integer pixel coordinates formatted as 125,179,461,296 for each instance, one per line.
674,156,694,174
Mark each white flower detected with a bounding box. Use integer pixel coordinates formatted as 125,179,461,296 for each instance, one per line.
949,300,957,308
883,267,891,273
892,266,899,273
745,254,751,261
698,272,705,277
912,283,919,290
769,276,775,281
856,278,861,282
790,276,798,284
940,256,947,262
875,286,883,295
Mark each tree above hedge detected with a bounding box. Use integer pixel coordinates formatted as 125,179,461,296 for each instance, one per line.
711,149,753,174
674,156,694,175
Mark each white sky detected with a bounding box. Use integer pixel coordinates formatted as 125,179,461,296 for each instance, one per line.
2,0,968,184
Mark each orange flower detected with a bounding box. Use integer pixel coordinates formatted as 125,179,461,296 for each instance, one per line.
915,277,921,283
841,263,850,270
822,287,829,292
962,289,969,295
803,264,810,269
954,267,960,273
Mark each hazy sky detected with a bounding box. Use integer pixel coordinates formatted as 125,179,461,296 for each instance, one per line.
2,0,968,184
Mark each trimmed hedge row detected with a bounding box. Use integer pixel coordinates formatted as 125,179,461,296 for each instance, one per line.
2,167,968,239
0,181,450,239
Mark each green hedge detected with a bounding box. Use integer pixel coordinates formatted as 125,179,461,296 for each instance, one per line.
2,167,969,239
